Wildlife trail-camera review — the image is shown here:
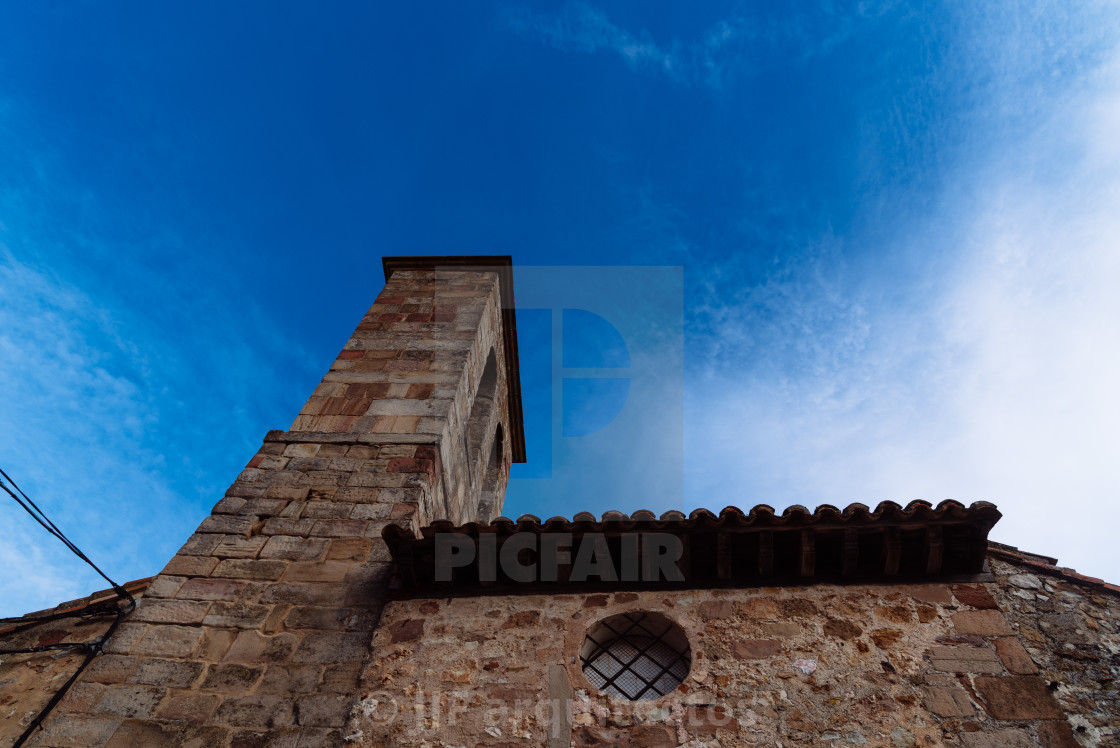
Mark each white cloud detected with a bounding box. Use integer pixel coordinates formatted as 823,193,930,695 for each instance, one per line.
686,29,1120,582
504,1,906,89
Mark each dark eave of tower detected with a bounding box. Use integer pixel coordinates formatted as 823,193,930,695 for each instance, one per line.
384,501,1004,595
382,255,526,463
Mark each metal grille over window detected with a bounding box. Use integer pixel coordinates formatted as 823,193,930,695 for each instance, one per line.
580,612,691,701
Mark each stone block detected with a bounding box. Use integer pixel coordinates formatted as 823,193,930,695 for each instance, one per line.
202,601,273,628
823,618,863,640
211,559,289,581
196,629,237,662
212,497,247,515
348,503,391,520
762,622,800,637
181,533,224,556
132,625,204,657
993,637,1038,674
257,664,323,694
175,577,248,601
102,622,147,654
56,683,106,714
907,585,953,604
291,632,369,664
83,654,140,684
214,535,268,559
974,676,1063,719
928,645,1004,673
293,694,352,727
198,515,259,535
163,555,219,577
325,538,374,561
258,582,342,606
143,575,186,598
105,721,231,748
128,658,205,688
732,639,783,659
952,585,999,610
318,663,363,694
131,599,211,625
388,619,424,643
960,729,1035,747
224,631,300,664
283,443,320,458
92,685,165,719
260,535,328,561
155,691,223,723
265,485,311,501
951,610,1013,637
1038,720,1080,748
630,725,676,747
301,501,352,519
29,715,121,747
201,663,265,691
922,685,973,717
309,519,367,537
871,629,903,648
282,561,352,583
212,695,293,729
240,498,289,516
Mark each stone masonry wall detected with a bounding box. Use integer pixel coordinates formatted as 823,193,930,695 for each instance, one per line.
988,555,1120,745
351,580,1084,747
1,581,149,747
24,266,513,747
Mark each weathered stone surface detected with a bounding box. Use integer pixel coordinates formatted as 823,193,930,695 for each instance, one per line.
762,622,800,637
92,685,164,719
155,691,223,723
389,618,424,643
732,639,783,659
824,618,863,640
951,610,1014,636
128,658,205,688
132,625,204,657
974,676,1064,719
927,645,1004,673
1007,573,1042,590
952,585,999,610
175,577,247,602
201,663,265,691
131,599,211,625
960,728,1034,747
922,685,973,717
1037,720,1081,748
992,637,1038,674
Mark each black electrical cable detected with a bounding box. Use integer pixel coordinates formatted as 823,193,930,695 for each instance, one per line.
0,466,137,747
11,601,131,748
0,467,132,603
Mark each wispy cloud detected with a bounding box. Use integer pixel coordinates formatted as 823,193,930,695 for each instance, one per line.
505,2,681,79
0,104,320,616
503,1,902,88
685,6,1120,580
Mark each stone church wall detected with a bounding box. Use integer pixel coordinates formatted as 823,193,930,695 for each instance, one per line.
351,574,1090,747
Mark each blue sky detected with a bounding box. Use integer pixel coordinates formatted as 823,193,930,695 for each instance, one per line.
2,1,1119,615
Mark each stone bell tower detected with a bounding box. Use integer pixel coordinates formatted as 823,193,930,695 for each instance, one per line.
31,256,525,746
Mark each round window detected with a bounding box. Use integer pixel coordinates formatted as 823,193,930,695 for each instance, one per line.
580,611,691,700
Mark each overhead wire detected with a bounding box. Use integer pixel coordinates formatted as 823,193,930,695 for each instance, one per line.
0,467,133,603
0,465,136,747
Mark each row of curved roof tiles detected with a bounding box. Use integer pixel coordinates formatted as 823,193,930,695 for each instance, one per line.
397,501,1001,538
